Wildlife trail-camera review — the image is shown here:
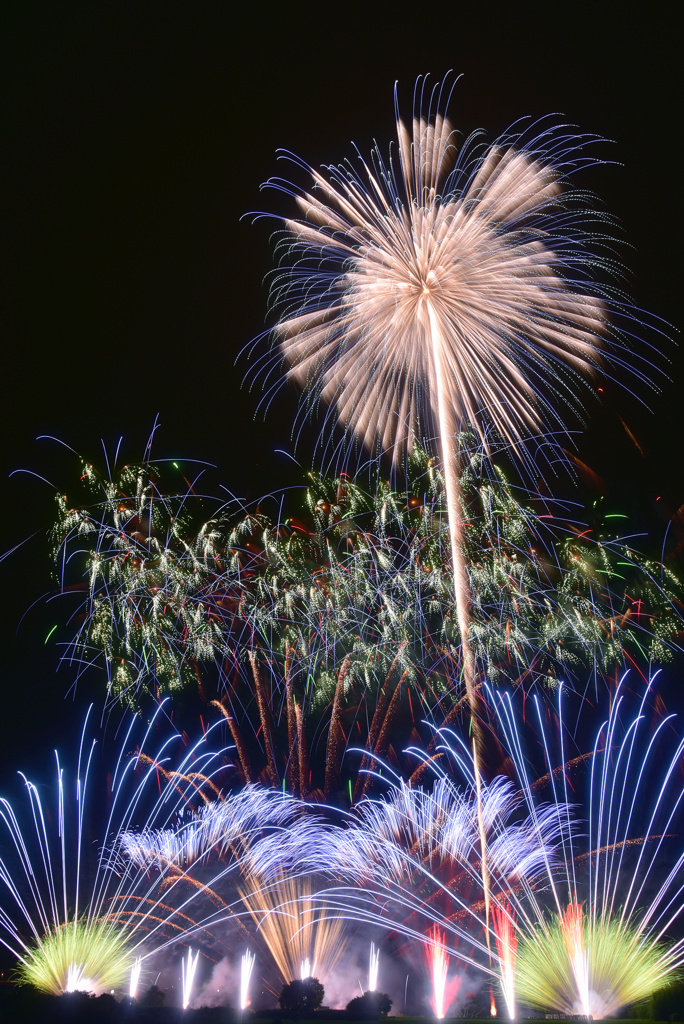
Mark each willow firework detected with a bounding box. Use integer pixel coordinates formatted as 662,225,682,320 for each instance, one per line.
48,440,681,803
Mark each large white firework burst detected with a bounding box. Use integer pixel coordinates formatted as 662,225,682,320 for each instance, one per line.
255,74,655,468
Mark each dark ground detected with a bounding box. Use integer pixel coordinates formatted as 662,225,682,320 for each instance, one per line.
1,980,684,1021
0,983,677,1024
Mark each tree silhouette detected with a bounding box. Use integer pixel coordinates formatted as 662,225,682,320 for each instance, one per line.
278,977,325,1013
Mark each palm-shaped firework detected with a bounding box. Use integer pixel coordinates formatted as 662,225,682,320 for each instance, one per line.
253,75,652,752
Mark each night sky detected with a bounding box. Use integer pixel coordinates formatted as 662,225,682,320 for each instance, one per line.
0,4,681,768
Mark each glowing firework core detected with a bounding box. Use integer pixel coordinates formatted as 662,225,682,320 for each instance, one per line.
429,927,450,1019
368,943,379,992
66,962,95,994
491,902,517,1019
129,958,142,999
182,948,200,1010
301,957,315,979
241,950,255,1010
561,901,590,1016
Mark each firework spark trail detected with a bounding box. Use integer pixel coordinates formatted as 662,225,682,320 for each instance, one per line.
560,900,590,1016
129,957,142,998
301,956,314,979
241,950,256,1009
0,702,243,995
238,873,348,985
491,901,517,1019
368,943,379,992
427,926,453,1019
182,948,200,1009
310,769,566,893
119,785,302,872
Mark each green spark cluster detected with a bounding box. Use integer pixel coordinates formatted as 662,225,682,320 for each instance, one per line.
16,918,134,996
515,911,674,1017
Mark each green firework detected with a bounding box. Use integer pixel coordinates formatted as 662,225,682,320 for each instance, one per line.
16,917,135,995
515,911,675,1017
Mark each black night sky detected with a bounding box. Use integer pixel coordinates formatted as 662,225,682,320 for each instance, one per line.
0,5,682,778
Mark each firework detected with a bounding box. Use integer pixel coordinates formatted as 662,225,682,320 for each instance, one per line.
182,948,200,1009
301,957,314,979
119,786,346,993
429,927,448,1018
427,925,460,1019
46,439,681,806
238,873,348,985
119,784,301,872
48,451,240,709
0,703,236,995
266,770,567,904
515,908,670,1017
368,943,379,992
490,678,684,1015
16,919,132,995
129,957,142,998
246,760,568,987
254,677,684,1016
261,82,621,467
491,901,517,1019
241,950,256,1009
